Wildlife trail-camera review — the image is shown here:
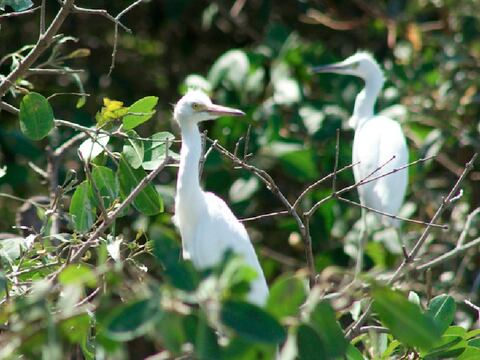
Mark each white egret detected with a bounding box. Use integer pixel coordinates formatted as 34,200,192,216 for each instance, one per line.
173,90,269,306
313,52,408,275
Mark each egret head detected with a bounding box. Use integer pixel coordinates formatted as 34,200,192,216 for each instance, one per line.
312,51,384,83
174,90,245,126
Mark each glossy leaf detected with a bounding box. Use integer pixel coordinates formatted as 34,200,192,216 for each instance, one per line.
118,156,163,215
122,96,158,130
122,130,144,169
91,166,118,209
426,295,456,335
142,132,175,170
78,134,109,162
458,347,480,360
372,287,441,350
220,300,286,344
69,181,96,232
19,92,54,140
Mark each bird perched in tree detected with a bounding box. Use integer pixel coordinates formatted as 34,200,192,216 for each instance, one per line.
173,90,269,306
312,52,408,275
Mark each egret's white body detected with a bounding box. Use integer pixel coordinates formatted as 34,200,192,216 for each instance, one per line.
313,52,408,274
173,91,269,306
314,51,408,225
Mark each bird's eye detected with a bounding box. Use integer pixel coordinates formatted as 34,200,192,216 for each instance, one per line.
351,62,360,69
192,102,202,111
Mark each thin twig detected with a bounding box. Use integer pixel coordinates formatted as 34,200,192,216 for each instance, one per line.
240,210,289,222
338,196,447,229
0,6,40,19
50,153,172,280
347,153,478,339
0,0,76,97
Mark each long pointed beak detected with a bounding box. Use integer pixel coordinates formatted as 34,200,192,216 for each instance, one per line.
311,63,350,73
205,103,245,117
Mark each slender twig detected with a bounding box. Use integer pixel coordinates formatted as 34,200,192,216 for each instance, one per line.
457,207,480,248
72,6,131,33
347,153,478,339
337,196,446,229
108,0,145,76
240,210,289,222
332,128,340,193
51,153,171,278
53,133,88,158
0,6,40,19
27,68,84,75
40,0,46,34
0,0,76,97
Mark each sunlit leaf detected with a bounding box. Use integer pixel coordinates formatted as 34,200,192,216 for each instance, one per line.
122,96,158,130
59,264,96,287
208,49,249,91
19,92,54,140
142,132,175,170
122,130,144,169
266,274,306,318
78,133,109,162
426,295,456,335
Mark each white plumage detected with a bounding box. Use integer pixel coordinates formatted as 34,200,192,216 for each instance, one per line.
313,52,408,273
173,90,269,306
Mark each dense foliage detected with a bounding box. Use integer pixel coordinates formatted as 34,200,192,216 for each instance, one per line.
0,0,479,359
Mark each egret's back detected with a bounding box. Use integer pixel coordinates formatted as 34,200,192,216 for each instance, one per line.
183,192,269,306
352,115,408,226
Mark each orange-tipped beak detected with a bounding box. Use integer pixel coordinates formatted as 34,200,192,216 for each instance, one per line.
205,103,245,117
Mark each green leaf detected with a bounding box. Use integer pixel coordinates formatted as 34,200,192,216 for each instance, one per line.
308,301,348,358
59,314,91,343
345,344,364,360
59,264,96,287
266,274,306,318
19,92,54,140
156,311,186,354
122,130,144,169
69,181,96,232
0,0,33,12
372,286,441,350
105,299,159,341
297,324,326,360
220,300,286,344
142,132,175,170
122,96,158,130
91,166,118,209
458,347,480,360
182,74,212,93
153,234,198,291
426,295,456,335
423,335,466,359
118,156,163,215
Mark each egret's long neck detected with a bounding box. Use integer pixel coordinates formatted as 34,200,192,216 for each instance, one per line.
351,74,384,129
177,122,203,200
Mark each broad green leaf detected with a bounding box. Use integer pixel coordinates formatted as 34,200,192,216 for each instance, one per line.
0,236,33,261
208,49,249,91
19,92,54,140
153,234,198,291
0,0,33,12
220,300,286,344
297,324,326,360
308,301,348,358
91,166,118,209
105,299,159,341
345,344,364,360
423,335,466,359
78,133,109,162
266,274,306,318
122,130,144,169
69,181,96,232
142,132,175,170
458,347,480,360
59,314,91,343
59,264,96,287
372,287,441,350
156,311,186,355
426,295,456,335
118,156,163,215
122,96,158,130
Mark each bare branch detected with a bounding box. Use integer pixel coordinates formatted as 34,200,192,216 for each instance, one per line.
0,6,40,19
72,6,131,33
0,0,76,98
